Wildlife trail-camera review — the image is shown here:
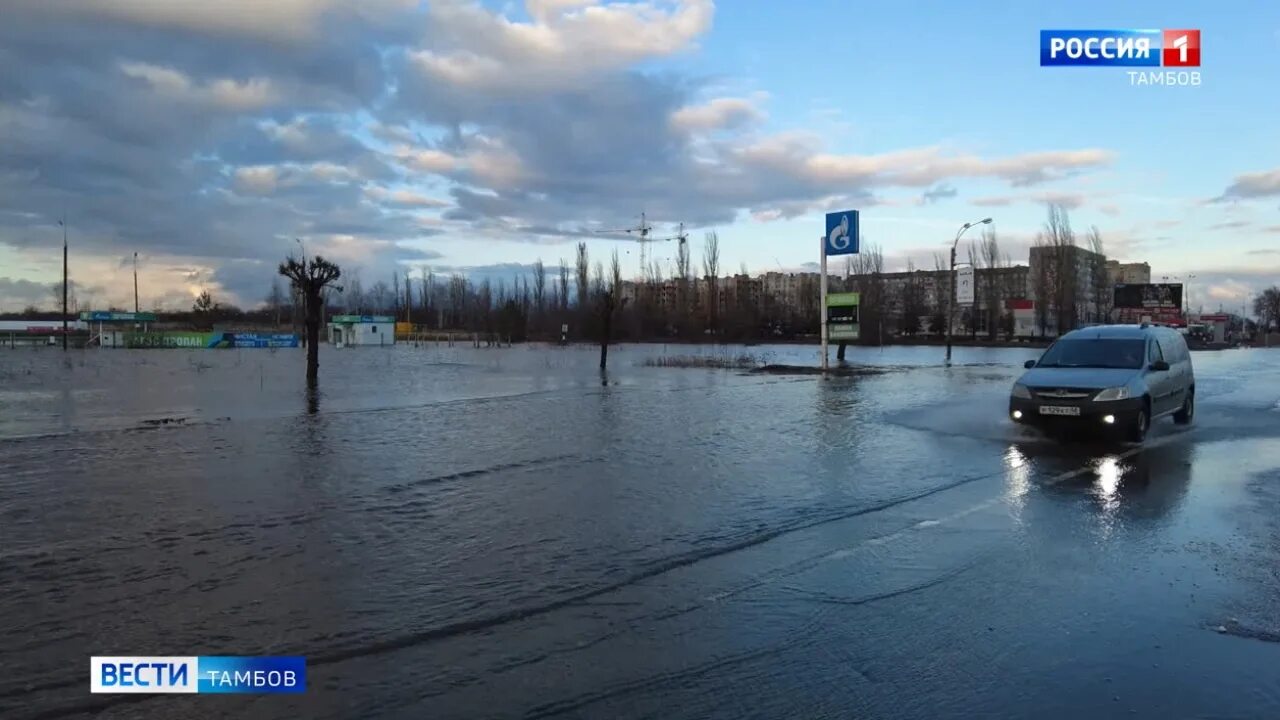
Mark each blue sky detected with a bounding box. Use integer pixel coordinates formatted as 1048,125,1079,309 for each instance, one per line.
0,1,1277,312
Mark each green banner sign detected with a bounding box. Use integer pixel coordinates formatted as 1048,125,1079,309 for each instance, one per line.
124,332,213,349
826,292,860,307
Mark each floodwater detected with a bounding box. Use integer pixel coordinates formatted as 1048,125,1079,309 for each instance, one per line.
2,342,1280,719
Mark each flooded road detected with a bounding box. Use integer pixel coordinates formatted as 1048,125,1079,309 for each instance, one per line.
3,343,1280,719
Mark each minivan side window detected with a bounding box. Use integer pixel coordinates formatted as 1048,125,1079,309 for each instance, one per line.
1148,338,1164,364
1157,333,1178,363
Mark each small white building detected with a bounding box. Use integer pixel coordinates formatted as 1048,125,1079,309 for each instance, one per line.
328,315,396,347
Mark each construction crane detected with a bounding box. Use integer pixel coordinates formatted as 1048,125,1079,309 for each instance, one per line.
654,222,689,248
594,212,655,276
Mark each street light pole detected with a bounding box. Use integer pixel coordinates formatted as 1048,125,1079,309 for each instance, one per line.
945,217,992,366
133,252,139,314
59,218,68,351
1162,273,1197,320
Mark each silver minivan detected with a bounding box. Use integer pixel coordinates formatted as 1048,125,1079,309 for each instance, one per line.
1009,324,1194,441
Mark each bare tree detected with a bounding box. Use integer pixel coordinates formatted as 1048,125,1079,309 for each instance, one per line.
50,280,79,316
266,278,286,327
448,274,468,328
557,259,569,313
595,250,623,370
1041,204,1078,334
419,268,433,327
532,259,546,317
279,255,342,385
674,237,691,334
848,243,885,345
702,231,720,335
1254,287,1280,335
404,270,414,322
979,228,1004,340
345,276,364,313
1087,226,1110,323
575,242,590,311
392,272,402,320
369,281,392,313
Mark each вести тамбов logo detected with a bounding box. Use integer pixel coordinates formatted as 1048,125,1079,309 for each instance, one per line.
1040,29,1201,86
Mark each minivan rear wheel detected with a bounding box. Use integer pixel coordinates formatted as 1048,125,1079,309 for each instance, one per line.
1174,389,1194,425
1128,403,1149,442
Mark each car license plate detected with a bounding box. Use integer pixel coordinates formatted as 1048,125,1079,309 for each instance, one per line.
1039,405,1081,416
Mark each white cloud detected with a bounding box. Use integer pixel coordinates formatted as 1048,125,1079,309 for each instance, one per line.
412,0,714,93
363,186,449,208
1217,168,1280,201
120,61,277,111
670,96,766,133
47,0,416,42
392,146,459,174
732,141,1111,189
231,162,360,195
232,165,280,194
1206,279,1253,302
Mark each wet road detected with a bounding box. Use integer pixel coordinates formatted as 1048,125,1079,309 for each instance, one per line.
2,343,1279,719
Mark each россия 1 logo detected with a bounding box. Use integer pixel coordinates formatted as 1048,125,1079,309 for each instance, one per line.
1040,29,1201,86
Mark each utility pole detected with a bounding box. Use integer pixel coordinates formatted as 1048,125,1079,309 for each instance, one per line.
820,235,828,371
133,252,140,313
60,218,68,350
946,217,991,365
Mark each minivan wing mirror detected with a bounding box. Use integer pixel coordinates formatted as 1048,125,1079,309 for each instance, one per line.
1149,360,1170,372
1023,360,1036,369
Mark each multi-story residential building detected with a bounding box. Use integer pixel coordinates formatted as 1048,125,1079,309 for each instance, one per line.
1028,244,1108,334
1105,260,1151,285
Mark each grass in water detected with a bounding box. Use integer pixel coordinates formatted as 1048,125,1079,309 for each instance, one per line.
642,353,769,369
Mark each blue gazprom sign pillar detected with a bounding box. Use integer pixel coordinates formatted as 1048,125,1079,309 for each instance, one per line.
822,210,859,371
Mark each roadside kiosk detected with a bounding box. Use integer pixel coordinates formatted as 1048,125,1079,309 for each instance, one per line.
80,311,156,347
328,315,396,347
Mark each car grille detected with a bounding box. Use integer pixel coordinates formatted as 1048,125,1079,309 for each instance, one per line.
1032,388,1095,400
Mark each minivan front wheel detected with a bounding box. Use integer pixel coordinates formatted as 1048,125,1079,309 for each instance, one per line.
1174,389,1195,425
1128,404,1149,442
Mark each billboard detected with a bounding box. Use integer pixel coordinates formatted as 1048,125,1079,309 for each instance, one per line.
1114,283,1182,309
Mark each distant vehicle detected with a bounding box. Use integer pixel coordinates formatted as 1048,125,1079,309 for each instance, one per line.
1009,324,1194,441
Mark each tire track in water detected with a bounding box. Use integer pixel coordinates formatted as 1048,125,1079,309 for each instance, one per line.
381,453,588,494
301,464,1014,669
517,557,973,719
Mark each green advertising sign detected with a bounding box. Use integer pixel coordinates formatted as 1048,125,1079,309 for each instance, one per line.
826,292,860,307
124,332,213,349
826,292,860,341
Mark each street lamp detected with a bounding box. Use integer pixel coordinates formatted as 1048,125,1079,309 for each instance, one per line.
1162,273,1197,317
58,218,68,351
946,217,992,366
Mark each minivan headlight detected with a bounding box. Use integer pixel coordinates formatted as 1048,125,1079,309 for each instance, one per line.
1094,386,1131,401
1011,383,1032,399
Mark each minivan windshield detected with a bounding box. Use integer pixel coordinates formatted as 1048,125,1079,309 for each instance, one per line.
1035,338,1147,369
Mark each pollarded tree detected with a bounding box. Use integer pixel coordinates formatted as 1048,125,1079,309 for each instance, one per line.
279,254,342,385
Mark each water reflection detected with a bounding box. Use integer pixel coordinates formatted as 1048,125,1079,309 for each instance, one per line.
1003,445,1031,519
1017,437,1196,526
